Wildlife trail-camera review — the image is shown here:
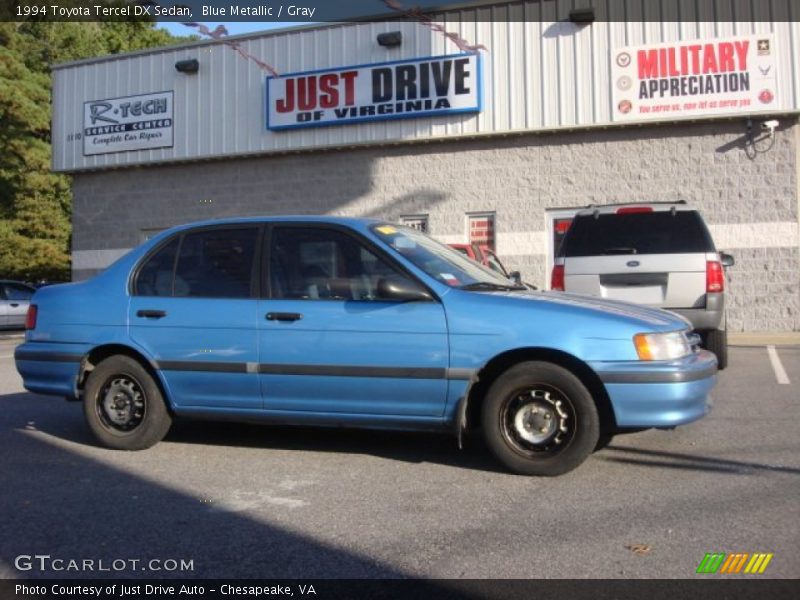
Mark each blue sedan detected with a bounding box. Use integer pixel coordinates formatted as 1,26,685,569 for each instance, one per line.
14,217,717,475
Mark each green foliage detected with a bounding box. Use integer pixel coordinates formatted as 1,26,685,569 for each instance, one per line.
0,21,191,281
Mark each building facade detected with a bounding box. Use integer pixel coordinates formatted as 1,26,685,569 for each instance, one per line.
52,0,800,331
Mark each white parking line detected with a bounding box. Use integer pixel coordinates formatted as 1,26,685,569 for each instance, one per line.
766,346,791,385
0,354,13,359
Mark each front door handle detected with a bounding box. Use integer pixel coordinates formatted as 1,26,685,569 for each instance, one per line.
266,312,303,322
10,303,19,308
137,309,167,319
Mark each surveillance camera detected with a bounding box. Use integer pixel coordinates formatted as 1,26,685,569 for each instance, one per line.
761,119,779,131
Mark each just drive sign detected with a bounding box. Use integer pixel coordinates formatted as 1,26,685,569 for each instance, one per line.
83,91,174,155
267,53,482,130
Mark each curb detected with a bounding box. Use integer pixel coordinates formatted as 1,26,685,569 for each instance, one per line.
729,332,800,346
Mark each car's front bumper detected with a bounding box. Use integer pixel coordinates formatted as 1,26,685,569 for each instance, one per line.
15,341,88,399
590,350,717,429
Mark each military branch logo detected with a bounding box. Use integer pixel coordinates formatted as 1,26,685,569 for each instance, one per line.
696,552,774,574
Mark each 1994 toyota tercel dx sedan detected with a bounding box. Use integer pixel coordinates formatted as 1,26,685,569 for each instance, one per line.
15,217,717,476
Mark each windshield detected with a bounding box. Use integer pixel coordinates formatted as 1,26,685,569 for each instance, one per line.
371,224,522,290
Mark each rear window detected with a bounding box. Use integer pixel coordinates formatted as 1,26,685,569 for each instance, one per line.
558,211,715,257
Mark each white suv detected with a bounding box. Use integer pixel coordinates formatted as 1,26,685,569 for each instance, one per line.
551,202,733,368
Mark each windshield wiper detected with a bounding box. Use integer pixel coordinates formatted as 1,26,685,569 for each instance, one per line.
459,282,526,292
601,247,638,255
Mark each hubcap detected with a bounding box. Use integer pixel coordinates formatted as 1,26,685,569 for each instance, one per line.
501,386,574,455
98,376,146,432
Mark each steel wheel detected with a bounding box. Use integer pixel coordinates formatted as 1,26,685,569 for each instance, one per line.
96,375,147,433
499,384,575,457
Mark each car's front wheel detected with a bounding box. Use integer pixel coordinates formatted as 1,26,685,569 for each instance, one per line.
481,361,599,476
83,355,172,450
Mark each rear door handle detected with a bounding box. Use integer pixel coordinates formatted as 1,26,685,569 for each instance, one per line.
137,309,167,319
10,303,19,308
266,312,303,322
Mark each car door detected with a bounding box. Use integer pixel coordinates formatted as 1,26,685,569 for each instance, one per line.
2,283,35,328
129,226,262,409
259,224,450,417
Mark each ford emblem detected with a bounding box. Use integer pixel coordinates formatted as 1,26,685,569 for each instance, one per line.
626,260,640,267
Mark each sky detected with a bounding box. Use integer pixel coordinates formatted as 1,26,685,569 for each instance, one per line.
157,22,306,38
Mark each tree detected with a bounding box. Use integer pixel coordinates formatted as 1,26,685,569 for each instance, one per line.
0,21,190,280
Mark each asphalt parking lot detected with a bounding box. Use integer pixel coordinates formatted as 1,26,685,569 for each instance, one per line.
0,333,797,580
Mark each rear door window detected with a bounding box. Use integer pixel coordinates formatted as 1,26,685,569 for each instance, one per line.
559,211,715,257
135,238,179,296
174,228,259,298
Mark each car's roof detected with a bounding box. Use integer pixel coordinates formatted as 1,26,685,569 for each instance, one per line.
173,215,384,228
575,202,696,217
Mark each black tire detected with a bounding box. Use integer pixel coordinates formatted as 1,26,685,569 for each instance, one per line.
83,355,172,450
703,328,728,370
593,432,615,452
481,361,599,476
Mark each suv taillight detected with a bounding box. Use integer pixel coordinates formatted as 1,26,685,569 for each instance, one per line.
706,261,724,293
25,304,38,330
551,265,565,291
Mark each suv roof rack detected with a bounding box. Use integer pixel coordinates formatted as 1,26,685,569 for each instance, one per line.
585,200,687,209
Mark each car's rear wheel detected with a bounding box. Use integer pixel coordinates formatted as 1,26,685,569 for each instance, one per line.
481,361,599,476
83,355,172,450
703,328,728,370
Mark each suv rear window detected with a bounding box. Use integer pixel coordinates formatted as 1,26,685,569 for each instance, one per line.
558,211,715,257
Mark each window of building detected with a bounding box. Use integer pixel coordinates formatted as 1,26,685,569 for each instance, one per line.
140,228,166,243
467,213,495,251
399,215,429,233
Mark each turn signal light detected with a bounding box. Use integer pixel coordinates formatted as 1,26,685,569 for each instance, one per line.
706,260,724,293
25,304,38,330
551,265,565,291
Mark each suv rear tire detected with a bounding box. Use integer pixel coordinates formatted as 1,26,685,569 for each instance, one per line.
703,329,728,370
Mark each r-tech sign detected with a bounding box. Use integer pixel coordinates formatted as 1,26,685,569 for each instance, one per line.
267,53,481,130
612,35,777,121
83,91,173,155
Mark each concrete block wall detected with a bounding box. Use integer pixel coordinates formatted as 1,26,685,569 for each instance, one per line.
71,120,799,332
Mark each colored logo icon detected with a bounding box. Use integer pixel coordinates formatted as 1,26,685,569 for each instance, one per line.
618,100,632,114
696,552,773,574
758,89,774,104
616,52,631,67
757,39,770,55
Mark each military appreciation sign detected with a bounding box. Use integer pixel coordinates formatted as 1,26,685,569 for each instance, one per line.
612,35,777,121
267,53,482,130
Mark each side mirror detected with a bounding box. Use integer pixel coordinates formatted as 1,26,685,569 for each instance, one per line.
509,271,522,285
720,252,735,268
377,276,433,302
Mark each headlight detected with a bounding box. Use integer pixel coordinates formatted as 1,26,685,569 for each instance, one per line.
633,331,691,361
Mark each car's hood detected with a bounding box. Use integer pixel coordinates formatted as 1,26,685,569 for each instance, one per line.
458,289,691,332
522,291,690,329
